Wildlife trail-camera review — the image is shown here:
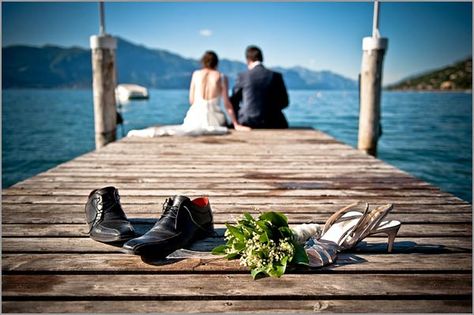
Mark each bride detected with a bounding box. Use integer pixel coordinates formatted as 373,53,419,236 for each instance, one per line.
127,51,250,137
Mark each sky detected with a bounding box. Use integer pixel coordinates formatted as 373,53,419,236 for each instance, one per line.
3,1,472,84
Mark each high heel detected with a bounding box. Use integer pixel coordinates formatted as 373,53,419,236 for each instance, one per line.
320,203,400,252
369,220,401,253
340,203,394,250
319,201,370,247
342,204,400,253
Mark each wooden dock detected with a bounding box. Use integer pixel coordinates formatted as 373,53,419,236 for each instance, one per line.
2,129,471,313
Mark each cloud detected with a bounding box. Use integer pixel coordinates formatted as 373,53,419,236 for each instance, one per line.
199,29,213,37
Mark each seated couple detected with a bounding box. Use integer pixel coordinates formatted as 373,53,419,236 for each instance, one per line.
127,46,290,137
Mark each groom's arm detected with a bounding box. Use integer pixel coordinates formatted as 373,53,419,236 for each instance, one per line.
230,74,243,116
273,72,289,110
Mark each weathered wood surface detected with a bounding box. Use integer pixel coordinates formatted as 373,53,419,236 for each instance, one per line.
2,236,471,254
4,274,471,297
2,223,472,237
2,129,471,313
3,300,471,314
3,252,471,272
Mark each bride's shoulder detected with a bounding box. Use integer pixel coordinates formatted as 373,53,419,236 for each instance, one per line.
209,70,225,80
191,70,205,83
192,69,202,77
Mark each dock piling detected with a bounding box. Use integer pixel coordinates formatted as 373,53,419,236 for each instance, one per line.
90,3,117,149
357,0,388,156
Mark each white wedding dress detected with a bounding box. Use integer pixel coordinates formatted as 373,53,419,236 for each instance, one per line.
127,74,228,137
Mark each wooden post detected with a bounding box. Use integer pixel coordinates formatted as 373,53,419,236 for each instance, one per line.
90,34,117,149
357,1,388,156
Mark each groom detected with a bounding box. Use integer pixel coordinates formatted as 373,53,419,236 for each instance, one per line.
230,46,289,129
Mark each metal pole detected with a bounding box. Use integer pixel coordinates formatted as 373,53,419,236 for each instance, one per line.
372,0,380,38
99,2,106,35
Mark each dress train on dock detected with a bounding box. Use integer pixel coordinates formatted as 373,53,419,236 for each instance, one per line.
127,97,228,137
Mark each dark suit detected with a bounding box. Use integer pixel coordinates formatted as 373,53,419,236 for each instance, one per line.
230,64,289,129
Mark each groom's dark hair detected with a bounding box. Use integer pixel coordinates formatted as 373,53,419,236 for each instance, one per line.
246,46,263,62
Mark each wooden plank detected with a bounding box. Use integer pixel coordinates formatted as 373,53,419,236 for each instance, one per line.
2,237,471,254
92,142,355,149
3,253,471,273
2,195,466,205
10,180,436,190
15,172,428,182
84,149,365,156
2,210,471,225
52,163,398,170
3,299,471,313
117,129,331,139
58,159,394,166
14,172,432,182
1,222,471,237
75,151,370,159
70,158,378,165
31,170,413,178
3,274,471,297
53,165,398,172
107,141,346,147
3,203,470,218
1,188,453,198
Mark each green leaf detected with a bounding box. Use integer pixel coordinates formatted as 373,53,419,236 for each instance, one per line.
278,226,293,238
259,232,269,243
259,211,288,228
225,224,245,241
250,267,266,280
243,212,254,222
225,252,240,260
211,244,227,255
272,256,289,278
233,242,246,251
291,243,309,265
256,220,272,236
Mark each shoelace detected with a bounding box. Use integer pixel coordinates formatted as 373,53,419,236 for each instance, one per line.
159,198,218,237
159,198,180,221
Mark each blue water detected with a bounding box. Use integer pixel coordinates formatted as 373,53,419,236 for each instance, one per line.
2,89,472,202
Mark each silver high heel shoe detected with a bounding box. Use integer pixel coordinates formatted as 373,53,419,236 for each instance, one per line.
320,202,401,252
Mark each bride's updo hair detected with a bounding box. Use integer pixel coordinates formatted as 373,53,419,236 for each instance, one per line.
201,51,219,69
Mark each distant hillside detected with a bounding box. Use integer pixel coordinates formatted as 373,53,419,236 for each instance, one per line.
387,58,472,91
3,37,356,90
3,45,92,88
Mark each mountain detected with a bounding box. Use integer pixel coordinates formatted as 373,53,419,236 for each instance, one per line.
386,57,472,91
274,66,358,90
3,45,92,88
3,37,356,90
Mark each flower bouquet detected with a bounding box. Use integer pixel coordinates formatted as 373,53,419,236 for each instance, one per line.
212,211,321,279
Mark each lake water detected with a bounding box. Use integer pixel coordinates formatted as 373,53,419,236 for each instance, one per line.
2,89,472,202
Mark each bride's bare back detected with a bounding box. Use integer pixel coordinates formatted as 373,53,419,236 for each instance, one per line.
189,69,223,103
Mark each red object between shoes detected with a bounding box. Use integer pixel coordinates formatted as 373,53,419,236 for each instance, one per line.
192,197,209,207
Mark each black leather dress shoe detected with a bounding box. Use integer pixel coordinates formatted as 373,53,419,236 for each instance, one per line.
122,195,214,256
85,186,136,243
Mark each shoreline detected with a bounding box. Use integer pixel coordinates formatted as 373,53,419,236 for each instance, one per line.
384,88,472,93
3,87,473,93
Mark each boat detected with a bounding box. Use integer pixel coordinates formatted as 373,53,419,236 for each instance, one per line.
115,84,149,103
